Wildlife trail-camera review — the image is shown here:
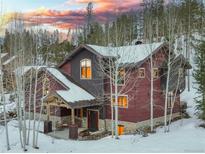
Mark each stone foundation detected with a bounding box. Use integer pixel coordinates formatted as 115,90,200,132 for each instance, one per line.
105,112,180,134
26,112,180,134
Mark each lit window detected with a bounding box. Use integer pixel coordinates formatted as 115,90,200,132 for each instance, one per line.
138,68,145,78
118,68,125,85
167,92,173,108
43,77,50,96
112,95,128,108
80,59,92,79
153,68,159,78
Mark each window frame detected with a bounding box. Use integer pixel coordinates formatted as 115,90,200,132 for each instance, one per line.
117,68,126,86
153,68,159,78
167,91,173,108
80,58,92,80
138,68,145,78
112,94,128,109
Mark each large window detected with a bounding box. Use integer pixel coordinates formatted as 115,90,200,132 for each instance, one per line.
112,95,128,108
118,68,125,85
80,59,92,79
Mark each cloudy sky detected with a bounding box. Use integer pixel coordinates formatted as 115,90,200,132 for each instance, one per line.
1,0,142,31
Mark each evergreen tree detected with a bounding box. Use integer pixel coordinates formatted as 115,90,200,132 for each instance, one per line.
179,0,204,32
87,22,104,45
3,29,11,53
194,39,205,120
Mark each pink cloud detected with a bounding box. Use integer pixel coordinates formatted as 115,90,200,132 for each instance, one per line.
16,0,142,30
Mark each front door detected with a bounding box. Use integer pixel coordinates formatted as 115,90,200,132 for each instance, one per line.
87,110,99,132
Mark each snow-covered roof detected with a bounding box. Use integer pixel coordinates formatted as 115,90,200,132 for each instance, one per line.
56,90,95,103
2,56,16,65
87,42,164,64
14,66,45,76
46,67,95,103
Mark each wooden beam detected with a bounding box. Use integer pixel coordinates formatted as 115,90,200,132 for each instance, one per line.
71,108,75,125
80,108,83,118
47,103,50,121
48,103,69,108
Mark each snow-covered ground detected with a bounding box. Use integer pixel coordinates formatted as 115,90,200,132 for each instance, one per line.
0,72,204,152
0,114,204,152
0,94,16,115
0,37,204,152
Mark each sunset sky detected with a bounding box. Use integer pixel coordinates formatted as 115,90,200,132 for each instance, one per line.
1,0,142,33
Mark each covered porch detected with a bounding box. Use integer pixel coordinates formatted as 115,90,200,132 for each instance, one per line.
42,91,103,139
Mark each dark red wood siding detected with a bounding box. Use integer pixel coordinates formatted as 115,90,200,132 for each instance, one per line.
25,70,68,116
60,61,72,76
105,48,181,123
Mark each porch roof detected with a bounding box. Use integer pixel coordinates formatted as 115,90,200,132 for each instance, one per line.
43,91,100,109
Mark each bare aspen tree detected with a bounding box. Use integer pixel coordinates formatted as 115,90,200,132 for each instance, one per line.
143,3,155,132
167,60,184,131
35,57,48,147
163,2,181,132
0,36,10,151
26,62,34,145
114,12,119,139
109,57,114,138
32,20,41,148
32,52,39,149
98,46,141,140
0,0,10,150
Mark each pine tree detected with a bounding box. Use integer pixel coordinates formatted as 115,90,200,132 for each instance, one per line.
194,39,205,120
3,29,11,53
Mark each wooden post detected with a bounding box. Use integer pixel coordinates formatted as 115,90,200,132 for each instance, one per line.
80,108,83,118
71,108,75,125
47,103,50,121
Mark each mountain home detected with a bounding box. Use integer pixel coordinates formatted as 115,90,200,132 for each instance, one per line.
57,42,191,133
26,42,191,135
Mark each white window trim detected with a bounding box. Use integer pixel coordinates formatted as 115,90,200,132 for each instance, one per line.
138,68,145,78
80,58,92,80
112,94,128,109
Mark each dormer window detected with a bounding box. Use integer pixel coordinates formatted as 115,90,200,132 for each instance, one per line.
80,59,92,79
